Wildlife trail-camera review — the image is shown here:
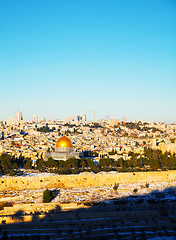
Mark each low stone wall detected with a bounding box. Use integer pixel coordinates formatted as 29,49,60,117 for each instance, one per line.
0,170,176,191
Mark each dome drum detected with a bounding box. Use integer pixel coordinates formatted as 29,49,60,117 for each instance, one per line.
55,146,73,153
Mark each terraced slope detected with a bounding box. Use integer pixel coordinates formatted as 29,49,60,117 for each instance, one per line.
1,200,176,239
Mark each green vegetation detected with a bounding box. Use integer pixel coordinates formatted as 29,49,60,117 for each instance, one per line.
113,183,119,191
0,153,24,176
133,188,138,194
36,147,176,174
23,158,32,169
92,123,102,128
37,125,52,132
125,121,160,132
43,189,55,203
0,146,176,176
170,138,175,143
36,157,101,174
108,149,117,155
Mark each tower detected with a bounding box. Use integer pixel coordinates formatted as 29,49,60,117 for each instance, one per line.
15,111,23,124
32,114,39,123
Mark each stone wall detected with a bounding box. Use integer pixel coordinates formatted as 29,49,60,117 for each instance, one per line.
1,170,176,191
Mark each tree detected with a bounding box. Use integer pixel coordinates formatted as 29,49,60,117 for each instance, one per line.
131,153,138,168
46,157,58,168
149,156,160,170
36,158,46,170
43,189,53,203
0,153,13,169
133,188,138,194
113,183,119,192
24,158,32,169
99,158,115,168
109,149,116,155
47,147,50,152
117,158,124,168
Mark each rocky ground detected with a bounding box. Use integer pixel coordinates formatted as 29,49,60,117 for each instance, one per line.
1,175,176,239
1,179,176,205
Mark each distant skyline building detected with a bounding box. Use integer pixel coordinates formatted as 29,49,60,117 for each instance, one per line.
64,114,86,125
32,114,38,123
15,111,23,124
7,116,15,125
6,111,23,125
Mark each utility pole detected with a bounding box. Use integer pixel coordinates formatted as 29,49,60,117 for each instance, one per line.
90,110,97,123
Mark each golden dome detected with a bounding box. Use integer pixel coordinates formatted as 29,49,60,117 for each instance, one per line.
56,136,73,148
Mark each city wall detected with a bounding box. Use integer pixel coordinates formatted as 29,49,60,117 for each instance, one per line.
1,170,176,191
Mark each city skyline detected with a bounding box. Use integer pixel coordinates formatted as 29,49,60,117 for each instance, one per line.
3,110,176,124
0,0,176,123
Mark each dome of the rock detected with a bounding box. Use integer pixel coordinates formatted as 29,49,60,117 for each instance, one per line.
47,136,78,161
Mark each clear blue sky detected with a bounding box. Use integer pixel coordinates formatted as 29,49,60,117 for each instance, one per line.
0,0,176,123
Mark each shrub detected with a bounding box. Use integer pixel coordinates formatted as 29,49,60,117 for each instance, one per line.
133,188,138,194
113,183,119,191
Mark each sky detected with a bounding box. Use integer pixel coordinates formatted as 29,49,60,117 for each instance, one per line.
0,0,176,123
